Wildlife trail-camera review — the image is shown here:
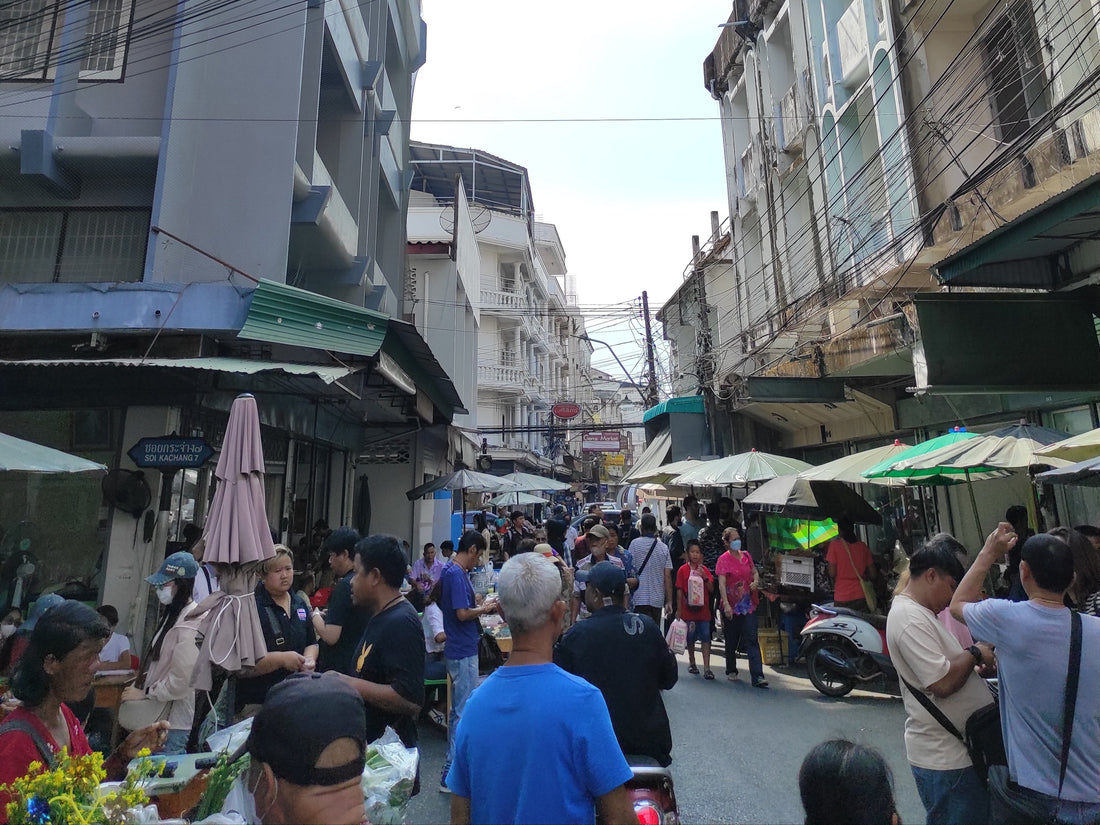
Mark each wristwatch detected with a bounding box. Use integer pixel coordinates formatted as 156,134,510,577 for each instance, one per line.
967,645,983,666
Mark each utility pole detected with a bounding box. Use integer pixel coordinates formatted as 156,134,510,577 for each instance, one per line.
641,290,659,409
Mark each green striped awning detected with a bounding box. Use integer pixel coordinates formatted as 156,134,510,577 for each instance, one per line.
239,279,388,357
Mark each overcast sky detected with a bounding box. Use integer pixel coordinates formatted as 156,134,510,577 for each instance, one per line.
410,1,732,385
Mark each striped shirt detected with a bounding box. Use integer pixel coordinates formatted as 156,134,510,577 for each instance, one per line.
628,536,672,609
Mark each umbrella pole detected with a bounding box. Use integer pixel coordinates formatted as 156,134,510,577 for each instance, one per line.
964,468,998,595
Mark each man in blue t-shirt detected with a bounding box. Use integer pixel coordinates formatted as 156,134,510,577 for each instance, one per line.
952,526,1100,824
446,553,636,825
438,530,497,793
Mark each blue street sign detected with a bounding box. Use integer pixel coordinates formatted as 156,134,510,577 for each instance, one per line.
127,436,214,469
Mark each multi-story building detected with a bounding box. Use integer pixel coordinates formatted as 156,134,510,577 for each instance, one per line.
662,0,1100,544
406,141,591,484
0,0,468,641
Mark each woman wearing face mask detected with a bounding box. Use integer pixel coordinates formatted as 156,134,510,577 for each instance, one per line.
716,526,768,688
119,551,201,755
0,595,63,678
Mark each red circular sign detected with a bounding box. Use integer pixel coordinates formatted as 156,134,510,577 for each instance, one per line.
552,402,581,420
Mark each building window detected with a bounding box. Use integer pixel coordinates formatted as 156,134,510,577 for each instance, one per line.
0,208,150,283
982,0,1048,144
0,0,133,82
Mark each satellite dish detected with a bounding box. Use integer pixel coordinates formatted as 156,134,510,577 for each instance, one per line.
439,204,492,234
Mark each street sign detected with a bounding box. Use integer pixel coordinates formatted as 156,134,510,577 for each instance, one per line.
582,431,621,452
127,436,214,469
552,402,581,420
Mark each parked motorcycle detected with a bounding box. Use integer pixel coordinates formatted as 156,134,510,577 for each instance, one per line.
619,757,679,825
800,603,897,697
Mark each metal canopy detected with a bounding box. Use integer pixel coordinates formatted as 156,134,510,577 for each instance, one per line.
409,142,532,218
621,430,673,482
382,319,469,418
933,174,1100,288
0,357,356,384
642,395,705,424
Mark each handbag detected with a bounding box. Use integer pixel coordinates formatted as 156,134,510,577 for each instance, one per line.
477,630,505,675
665,618,687,654
900,672,1005,784
988,611,1083,825
841,539,877,613
118,695,172,731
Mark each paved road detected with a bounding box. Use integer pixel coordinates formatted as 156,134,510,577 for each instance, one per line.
407,650,925,824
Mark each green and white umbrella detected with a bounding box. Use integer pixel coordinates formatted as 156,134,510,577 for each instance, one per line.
862,429,1006,485
669,449,813,487
883,423,1070,474
0,432,107,474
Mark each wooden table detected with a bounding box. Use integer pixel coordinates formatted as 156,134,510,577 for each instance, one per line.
92,672,135,750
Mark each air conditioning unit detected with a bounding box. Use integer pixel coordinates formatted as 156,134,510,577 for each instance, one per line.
780,84,804,151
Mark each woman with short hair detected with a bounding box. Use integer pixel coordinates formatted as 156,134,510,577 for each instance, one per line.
235,546,318,718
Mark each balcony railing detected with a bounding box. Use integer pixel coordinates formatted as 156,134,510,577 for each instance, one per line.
481,288,525,312
478,362,526,390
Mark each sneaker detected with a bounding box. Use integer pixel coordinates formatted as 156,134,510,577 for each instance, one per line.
726,672,739,681
753,678,770,689
428,708,447,729
439,783,452,794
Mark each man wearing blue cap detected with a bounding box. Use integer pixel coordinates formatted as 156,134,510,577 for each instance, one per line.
555,560,678,767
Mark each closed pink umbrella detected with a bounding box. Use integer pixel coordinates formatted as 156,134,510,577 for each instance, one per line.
191,393,276,690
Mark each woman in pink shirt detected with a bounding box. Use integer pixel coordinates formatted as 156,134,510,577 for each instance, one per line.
825,518,876,612
716,527,768,688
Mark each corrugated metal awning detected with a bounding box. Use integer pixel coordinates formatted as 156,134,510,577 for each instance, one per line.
0,357,356,384
382,319,469,417
238,279,388,357
642,395,705,424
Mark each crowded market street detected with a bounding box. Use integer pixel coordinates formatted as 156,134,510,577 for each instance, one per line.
408,651,925,825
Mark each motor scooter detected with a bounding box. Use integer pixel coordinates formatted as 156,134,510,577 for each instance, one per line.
800,603,897,697
619,757,679,825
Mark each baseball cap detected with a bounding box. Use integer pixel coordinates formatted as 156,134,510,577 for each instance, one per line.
576,560,627,592
21,593,65,632
585,523,610,541
534,543,556,558
145,551,199,586
244,672,367,786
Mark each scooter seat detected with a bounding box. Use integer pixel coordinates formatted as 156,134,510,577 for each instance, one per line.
827,605,888,630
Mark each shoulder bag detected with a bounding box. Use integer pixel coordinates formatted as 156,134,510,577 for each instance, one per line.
899,672,1004,785
986,610,1083,825
118,694,172,731
635,537,660,579
0,716,57,769
841,539,878,613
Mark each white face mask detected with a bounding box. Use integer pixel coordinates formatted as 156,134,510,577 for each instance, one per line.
155,583,176,605
0,622,16,639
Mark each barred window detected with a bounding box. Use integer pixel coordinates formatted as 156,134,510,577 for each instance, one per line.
0,209,150,283
0,0,133,82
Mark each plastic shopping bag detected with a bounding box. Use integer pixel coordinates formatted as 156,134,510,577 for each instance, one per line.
665,618,687,654
687,569,705,607
362,727,419,824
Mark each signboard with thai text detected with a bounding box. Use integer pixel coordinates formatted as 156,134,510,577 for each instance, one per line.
127,437,214,469
582,431,621,452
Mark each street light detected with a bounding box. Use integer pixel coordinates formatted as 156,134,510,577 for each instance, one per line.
573,334,650,407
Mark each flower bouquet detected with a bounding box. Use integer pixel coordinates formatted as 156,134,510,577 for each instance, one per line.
3,749,159,825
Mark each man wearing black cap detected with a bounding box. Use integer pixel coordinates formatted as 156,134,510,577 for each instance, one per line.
555,561,678,767
244,672,367,825
311,526,367,675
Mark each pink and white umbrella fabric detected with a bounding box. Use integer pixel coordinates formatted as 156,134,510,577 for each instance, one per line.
191,393,275,690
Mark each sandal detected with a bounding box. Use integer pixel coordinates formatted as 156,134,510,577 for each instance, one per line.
688,664,699,675
704,670,715,680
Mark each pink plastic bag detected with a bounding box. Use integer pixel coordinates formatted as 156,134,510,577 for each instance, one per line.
687,569,705,607
665,618,687,654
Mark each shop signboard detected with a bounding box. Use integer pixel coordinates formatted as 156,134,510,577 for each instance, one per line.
127,436,214,469
582,431,621,452
603,453,625,466
552,402,581,420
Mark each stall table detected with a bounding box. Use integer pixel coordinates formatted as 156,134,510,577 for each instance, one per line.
92,671,135,750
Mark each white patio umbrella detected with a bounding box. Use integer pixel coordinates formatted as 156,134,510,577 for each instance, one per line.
485,491,550,507
798,440,912,486
0,432,107,474
1035,455,1100,486
670,449,813,487
501,471,571,492
625,458,711,485
1034,427,1100,463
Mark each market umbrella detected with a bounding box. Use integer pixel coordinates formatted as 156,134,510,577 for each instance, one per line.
485,491,550,507
742,476,883,525
405,469,518,499
1034,426,1100,463
1035,455,1100,486
669,449,813,487
624,458,711,485
500,471,572,492
798,441,912,486
191,393,275,690
862,428,1008,485
0,432,107,474
885,423,1071,474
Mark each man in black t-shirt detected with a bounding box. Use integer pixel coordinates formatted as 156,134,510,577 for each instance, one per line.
554,562,678,766
312,527,368,675
341,534,425,749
